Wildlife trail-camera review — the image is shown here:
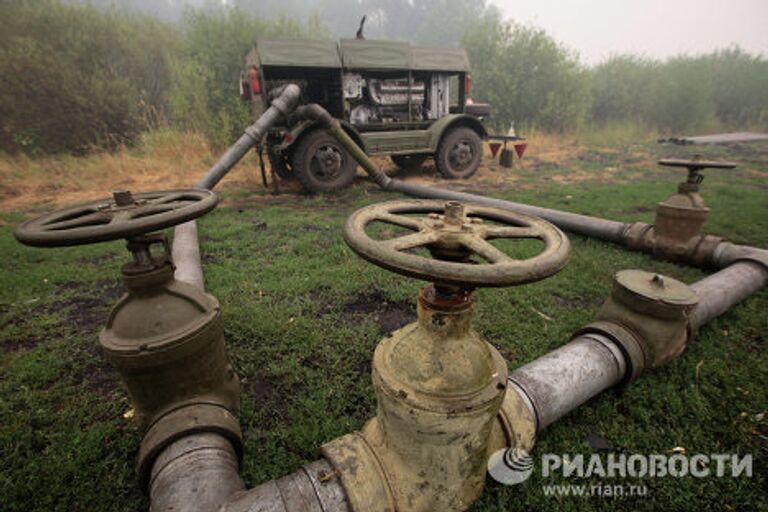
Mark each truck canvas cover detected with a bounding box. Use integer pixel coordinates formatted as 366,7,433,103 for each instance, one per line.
256,38,342,68
256,38,470,72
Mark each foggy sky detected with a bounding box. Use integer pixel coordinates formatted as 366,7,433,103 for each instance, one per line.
492,0,768,64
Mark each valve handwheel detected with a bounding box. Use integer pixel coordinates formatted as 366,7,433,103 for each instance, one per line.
344,199,570,288
15,189,217,247
658,157,736,172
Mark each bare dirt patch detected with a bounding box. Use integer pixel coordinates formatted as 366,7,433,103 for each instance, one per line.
0,129,636,214
342,289,416,335
244,372,305,430
2,335,40,353
2,279,123,350
310,288,416,335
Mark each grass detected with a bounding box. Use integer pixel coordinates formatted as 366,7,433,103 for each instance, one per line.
0,134,766,511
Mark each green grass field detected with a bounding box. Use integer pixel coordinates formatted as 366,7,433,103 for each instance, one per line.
1,138,766,511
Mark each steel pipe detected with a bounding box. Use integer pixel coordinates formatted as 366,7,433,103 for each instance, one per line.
222,459,350,512
146,262,766,512
508,333,627,431
689,260,768,332
198,84,301,191
712,241,768,269
172,84,301,288
171,221,204,289
150,433,244,512
386,180,630,242
151,85,302,512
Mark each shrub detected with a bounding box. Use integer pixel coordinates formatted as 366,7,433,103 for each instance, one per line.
0,1,177,154
169,8,329,148
462,13,591,132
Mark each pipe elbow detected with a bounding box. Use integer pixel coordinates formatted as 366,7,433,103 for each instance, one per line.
270,83,302,116
296,103,339,129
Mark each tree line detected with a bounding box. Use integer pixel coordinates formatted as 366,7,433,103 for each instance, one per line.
1,1,766,154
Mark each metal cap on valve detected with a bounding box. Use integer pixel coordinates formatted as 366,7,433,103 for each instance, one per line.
612,269,698,319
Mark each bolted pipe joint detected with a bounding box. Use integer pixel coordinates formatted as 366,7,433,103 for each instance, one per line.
712,241,768,271
573,270,698,385
623,221,725,268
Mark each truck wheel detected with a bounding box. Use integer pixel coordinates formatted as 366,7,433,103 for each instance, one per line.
292,130,357,193
391,154,428,170
266,146,294,180
435,127,482,179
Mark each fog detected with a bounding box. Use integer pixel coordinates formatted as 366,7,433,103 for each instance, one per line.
494,0,768,64
77,0,766,65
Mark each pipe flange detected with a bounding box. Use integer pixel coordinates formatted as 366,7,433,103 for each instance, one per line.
690,234,724,268
270,84,301,116
320,432,396,512
573,321,646,386
497,380,538,450
622,222,654,251
138,403,242,490
713,242,768,271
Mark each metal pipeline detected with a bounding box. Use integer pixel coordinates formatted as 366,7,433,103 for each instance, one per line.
149,100,767,512
150,433,244,512
689,260,768,332
151,84,301,512
215,259,768,511
501,261,767,441
172,84,302,289
508,333,627,431
222,459,349,512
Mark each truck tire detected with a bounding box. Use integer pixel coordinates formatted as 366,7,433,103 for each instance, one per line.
292,130,357,193
267,146,294,180
391,154,429,170
435,127,482,179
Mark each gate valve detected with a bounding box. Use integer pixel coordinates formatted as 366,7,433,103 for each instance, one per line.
328,199,571,512
14,189,241,488
625,157,739,265
659,155,736,193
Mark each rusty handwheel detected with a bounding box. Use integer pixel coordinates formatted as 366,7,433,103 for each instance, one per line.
344,199,570,288
15,189,217,247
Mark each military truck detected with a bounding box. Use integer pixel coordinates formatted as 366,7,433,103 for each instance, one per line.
241,38,492,193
